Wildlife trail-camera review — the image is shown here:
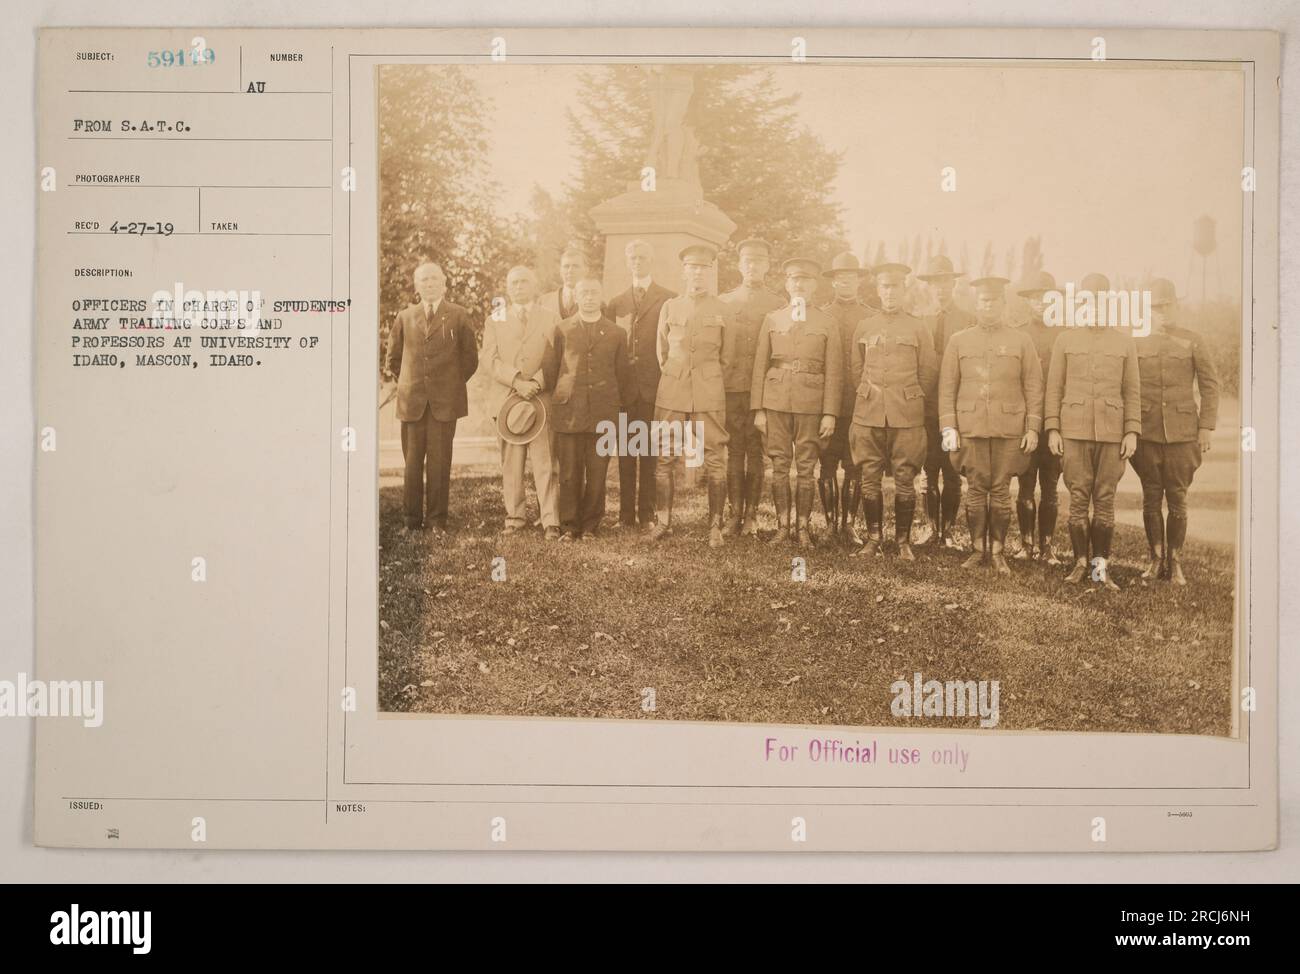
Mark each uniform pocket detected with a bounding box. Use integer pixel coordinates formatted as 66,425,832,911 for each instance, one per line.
1103,396,1123,435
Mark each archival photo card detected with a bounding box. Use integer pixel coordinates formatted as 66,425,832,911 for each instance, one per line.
32,26,1280,851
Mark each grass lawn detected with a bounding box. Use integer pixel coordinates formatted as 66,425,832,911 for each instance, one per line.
377,475,1235,736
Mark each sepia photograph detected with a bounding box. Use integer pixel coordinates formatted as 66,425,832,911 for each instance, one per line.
375,59,1243,736
20,14,1285,869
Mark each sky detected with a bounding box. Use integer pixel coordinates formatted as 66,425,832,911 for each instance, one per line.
471,61,1244,301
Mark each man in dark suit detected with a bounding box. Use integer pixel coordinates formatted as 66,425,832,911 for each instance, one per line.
383,262,478,536
604,239,676,529
547,278,634,540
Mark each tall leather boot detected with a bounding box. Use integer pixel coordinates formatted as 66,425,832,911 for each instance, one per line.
962,500,987,569
708,479,726,549
941,480,963,548
648,465,673,542
855,494,883,556
990,502,1012,576
795,482,815,548
742,467,764,537
842,477,864,546
1166,512,1188,586
895,496,917,561
768,479,791,545
1014,495,1036,560
721,471,743,537
827,476,840,539
925,485,941,546
817,476,836,538
1038,495,1061,565
1064,520,1090,583
1140,510,1166,580
1090,518,1120,591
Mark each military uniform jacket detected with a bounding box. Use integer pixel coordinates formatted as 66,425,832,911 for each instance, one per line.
938,323,1044,438
1044,326,1142,443
819,298,874,417
1018,316,1059,380
1133,326,1221,444
605,280,675,405
545,315,634,434
386,301,479,423
750,305,843,416
654,293,732,413
924,304,974,359
719,285,785,394
849,310,939,429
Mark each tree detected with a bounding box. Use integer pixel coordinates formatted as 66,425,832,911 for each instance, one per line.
564,65,847,290
377,65,529,358
514,186,580,293
1020,235,1044,284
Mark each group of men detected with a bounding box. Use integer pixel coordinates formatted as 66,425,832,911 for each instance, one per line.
385,240,1220,590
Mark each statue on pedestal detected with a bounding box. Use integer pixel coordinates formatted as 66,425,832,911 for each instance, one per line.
641,66,700,187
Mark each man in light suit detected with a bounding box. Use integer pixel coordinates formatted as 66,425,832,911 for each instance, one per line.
383,262,478,537
539,248,589,322
604,239,676,529
480,265,561,539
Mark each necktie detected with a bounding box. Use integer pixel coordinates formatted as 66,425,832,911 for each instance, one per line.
424,303,434,339
630,287,646,355
518,305,529,328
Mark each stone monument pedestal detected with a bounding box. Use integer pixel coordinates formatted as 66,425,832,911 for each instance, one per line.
590,179,736,296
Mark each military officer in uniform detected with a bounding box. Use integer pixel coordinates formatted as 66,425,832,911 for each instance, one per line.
719,238,784,537
849,263,939,560
938,277,1044,575
650,244,734,547
605,240,676,530
751,257,843,546
918,255,974,548
1010,271,1066,563
1130,278,1220,585
817,252,874,545
1044,273,1142,591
